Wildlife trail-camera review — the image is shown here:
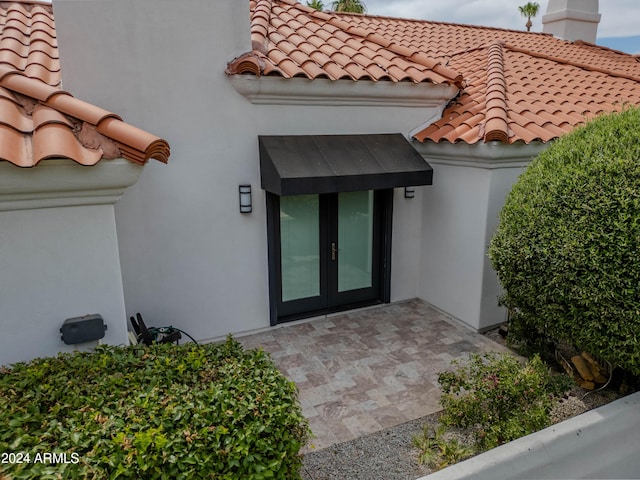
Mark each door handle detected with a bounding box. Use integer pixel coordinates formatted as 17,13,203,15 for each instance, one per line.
331,242,338,261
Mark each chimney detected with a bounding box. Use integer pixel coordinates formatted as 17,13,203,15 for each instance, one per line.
542,0,601,43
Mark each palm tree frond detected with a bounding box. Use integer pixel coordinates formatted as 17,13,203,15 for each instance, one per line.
330,0,367,14
518,2,540,31
306,0,325,11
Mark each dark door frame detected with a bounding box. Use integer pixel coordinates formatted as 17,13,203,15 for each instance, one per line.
266,189,394,325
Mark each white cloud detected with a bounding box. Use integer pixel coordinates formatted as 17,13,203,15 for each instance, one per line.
598,0,640,38
364,0,640,39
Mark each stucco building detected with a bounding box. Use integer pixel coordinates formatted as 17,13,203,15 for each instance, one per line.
1,0,639,364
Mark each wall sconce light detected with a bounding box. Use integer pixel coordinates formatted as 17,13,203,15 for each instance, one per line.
239,184,252,213
404,186,415,199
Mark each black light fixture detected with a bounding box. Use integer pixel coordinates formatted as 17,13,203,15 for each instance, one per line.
239,184,252,213
404,186,415,199
60,314,106,345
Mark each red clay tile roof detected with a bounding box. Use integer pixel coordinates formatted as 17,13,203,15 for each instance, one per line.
233,0,640,144
227,0,464,87
0,1,169,167
415,40,640,144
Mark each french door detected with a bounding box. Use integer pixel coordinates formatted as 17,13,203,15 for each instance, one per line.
267,189,392,323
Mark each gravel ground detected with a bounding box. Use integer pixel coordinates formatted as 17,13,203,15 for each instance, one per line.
300,387,619,480
301,413,435,480
300,328,622,480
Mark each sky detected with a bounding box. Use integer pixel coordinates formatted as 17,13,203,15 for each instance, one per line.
41,0,639,53
361,0,640,54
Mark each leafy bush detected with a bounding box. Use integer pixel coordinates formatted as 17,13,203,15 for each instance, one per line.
489,107,640,374
437,353,570,450
0,338,309,479
412,424,474,470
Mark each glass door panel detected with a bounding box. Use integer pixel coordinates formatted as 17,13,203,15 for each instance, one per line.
337,190,374,292
280,194,320,302
271,189,389,323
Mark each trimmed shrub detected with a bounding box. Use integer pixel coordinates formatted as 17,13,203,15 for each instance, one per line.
489,107,640,375
0,338,309,479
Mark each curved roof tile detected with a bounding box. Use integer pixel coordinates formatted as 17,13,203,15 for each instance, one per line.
0,1,170,167
233,1,640,145
228,0,464,87
0,95,31,132
33,122,104,166
482,43,509,143
339,11,640,144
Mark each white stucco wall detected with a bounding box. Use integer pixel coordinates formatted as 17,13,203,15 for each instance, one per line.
415,142,542,331
390,186,425,302
54,0,454,341
477,165,528,328
419,161,491,326
0,204,128,366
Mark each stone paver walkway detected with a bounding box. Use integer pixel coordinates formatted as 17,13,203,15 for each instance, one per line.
238,300,510,451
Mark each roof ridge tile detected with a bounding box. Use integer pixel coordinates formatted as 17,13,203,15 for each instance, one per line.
226,51,265,76
96,118,170,164
44,91,122,125
483,42,509,143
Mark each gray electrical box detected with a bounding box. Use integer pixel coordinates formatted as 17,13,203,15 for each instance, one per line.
60,314,107,345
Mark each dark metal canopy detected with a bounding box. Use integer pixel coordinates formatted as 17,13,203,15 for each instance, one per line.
259,134,433,196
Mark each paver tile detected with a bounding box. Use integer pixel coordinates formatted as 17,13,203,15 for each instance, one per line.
239,300,510,451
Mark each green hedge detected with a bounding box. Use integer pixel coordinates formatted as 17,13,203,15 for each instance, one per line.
489,107,640,374
0,338,309,479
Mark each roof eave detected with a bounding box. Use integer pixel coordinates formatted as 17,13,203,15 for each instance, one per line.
0,157,143,212
229,74,459,107
412,138,548,166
